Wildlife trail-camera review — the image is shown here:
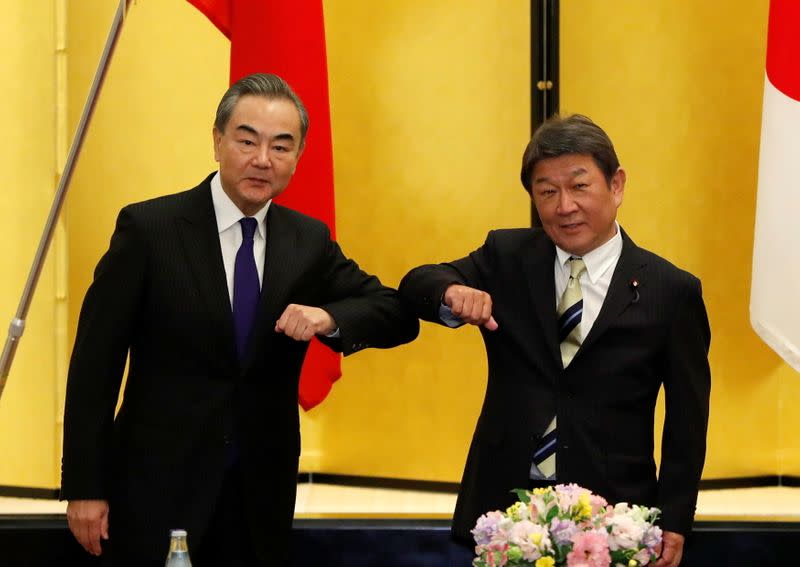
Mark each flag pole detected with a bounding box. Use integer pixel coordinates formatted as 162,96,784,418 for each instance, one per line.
0,0,134,401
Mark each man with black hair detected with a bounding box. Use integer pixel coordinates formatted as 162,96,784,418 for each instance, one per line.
400,114,710,567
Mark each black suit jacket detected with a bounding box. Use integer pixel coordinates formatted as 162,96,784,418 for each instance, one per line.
61,173,419,562
399,227,710,541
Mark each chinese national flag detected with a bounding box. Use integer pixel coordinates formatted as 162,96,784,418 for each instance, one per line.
751,0,800,372
187,0,342,406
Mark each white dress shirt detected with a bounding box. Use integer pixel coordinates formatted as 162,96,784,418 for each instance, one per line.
210,172,270,307
553,222,623,341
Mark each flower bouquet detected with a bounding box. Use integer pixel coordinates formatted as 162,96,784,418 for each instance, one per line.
471,484,662,567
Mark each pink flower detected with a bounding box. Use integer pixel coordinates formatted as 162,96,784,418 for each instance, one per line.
554,483,584,510
566,530,611,567
634,547,654,565
588,494,608,516
483,541,509,567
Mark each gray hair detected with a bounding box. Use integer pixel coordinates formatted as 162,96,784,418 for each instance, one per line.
214,73,309,147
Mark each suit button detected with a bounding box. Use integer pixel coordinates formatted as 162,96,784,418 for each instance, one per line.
223,435,231,445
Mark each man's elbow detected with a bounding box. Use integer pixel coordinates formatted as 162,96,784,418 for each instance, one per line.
399,313,421,344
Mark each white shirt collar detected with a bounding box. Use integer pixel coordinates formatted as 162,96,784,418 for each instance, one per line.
210,171,270,237
555,221,623,284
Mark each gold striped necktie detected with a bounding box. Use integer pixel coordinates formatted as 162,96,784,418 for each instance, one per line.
533,257,587,478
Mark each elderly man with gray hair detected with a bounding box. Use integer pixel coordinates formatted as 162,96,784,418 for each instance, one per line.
62,73,418,566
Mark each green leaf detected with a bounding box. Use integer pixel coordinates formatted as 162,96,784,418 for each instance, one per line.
553,543,571,563
610,549,633,562
512,488,531,504
507,546,524,562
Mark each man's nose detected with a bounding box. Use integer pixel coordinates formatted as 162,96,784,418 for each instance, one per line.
252,146,271,167
556,191,577,214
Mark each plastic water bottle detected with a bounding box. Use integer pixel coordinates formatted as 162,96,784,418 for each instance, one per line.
164,529,192,567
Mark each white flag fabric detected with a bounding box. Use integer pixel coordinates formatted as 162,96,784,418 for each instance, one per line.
751,0,800,372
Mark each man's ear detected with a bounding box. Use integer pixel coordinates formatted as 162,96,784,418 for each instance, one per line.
611,167,626,207
291,142,305,174
212,127,222,162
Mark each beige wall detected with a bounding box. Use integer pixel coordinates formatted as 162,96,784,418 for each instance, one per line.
1,0,798,490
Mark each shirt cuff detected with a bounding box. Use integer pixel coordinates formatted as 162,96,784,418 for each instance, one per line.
438,303,464,328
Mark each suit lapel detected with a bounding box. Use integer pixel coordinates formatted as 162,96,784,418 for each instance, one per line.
521,232,562,369
175,179,238,366
241,204,300,371
578,228,646,355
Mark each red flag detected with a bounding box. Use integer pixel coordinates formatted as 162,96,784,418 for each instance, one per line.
188,0,342,407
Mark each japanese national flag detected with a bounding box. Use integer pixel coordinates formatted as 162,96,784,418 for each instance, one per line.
751,0,800,372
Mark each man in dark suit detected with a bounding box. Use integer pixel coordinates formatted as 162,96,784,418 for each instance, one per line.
399,115,710,567
61,73,419,566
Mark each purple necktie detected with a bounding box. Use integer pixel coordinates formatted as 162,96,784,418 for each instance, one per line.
233,217,260,359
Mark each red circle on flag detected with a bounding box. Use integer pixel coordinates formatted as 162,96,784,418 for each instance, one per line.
766,0,800,102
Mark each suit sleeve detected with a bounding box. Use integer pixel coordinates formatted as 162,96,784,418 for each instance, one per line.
657,277,711,534
398,231,496,324
61,207,147,500
315,228,419,355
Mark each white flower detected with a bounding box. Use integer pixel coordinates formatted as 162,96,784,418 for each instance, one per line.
507,520,552,561
606,510,645,551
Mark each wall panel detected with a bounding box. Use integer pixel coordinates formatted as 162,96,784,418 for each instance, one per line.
0,1,60,488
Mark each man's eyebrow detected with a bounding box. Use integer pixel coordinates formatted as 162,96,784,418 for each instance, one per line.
235,124,258,136
233,124,296,144
272,132,296,143
533,167,589,185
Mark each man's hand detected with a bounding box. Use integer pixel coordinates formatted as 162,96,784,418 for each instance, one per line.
275,304,336,340
443,284,498,330
66,499,109,556
654,530,685,567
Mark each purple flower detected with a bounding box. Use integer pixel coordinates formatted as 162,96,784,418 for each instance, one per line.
549,518,578,546
642,525,663,551
472,511,506,546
